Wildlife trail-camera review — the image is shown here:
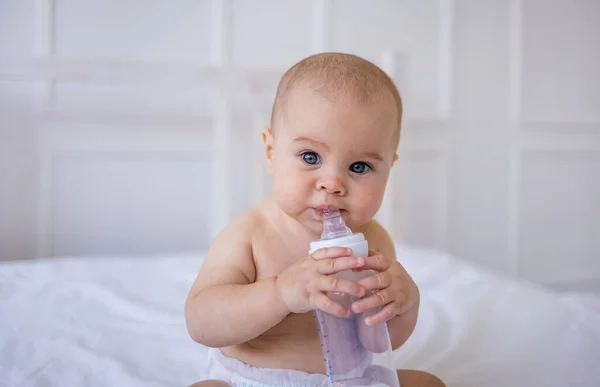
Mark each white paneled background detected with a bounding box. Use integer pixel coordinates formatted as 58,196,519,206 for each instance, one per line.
0,0,599,292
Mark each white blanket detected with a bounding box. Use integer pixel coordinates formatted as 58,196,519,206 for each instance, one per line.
1,245,599,387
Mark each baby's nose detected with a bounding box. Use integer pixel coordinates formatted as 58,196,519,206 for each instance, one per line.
317,175,347,196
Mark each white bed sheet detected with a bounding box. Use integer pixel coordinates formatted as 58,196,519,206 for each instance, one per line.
1,245,599,387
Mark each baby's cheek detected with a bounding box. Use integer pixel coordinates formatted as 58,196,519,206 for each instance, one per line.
279,195,300,213
274,181,306,214
357,203,381,223
282,177,306,198
358,187,385,213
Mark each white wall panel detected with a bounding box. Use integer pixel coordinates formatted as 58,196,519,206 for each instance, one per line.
51,152,213,256
51,84,214,122
231,0,313,67
454,0,510,121
54,0,211,63
0,0,35,57
34,119,213,258
394,150,448,250
518,150,600,283
0,81,38,259
521,0,600,124
448,0,513,274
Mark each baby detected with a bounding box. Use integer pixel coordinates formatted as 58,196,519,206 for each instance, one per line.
185,52,445,387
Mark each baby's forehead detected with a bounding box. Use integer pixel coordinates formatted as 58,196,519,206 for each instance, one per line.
277,75,400,129
292,70,394,103
283,88,399,148
285,83,399,126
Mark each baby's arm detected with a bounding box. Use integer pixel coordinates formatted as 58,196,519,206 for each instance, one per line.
184,213,288,348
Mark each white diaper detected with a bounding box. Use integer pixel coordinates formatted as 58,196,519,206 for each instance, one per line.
205,348,379,387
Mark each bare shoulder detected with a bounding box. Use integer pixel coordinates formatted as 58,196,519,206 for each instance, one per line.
186,202,269,299
358,219,397,260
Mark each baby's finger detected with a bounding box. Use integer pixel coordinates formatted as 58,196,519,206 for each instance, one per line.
351,288,397,314
359,254,390,272
318,256,365,275
312,292,350,318
357,271,392,292
319,275,365,298
363,302,398,326
310,246,353,260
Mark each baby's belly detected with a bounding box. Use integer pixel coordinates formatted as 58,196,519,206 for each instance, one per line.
221,312,326,374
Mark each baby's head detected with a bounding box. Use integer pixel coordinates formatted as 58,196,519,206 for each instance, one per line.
262,52,402,234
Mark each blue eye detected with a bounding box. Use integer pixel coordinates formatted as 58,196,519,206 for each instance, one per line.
301,152,320,165
350,162,370,174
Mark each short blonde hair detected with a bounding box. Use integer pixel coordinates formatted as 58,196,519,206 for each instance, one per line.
270,52,403,144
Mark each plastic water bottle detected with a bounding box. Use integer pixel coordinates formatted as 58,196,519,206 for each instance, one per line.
310,209,401,387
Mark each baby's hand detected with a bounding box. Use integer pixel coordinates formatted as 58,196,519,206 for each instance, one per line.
275,247,366,317
351,250,418,326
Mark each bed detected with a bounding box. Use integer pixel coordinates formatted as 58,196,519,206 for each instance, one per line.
1,244,599,387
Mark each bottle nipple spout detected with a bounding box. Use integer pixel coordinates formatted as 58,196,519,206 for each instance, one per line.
321,209,352,240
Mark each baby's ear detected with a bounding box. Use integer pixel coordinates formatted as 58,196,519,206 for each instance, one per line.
262,127,274,174
392,153,399,166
